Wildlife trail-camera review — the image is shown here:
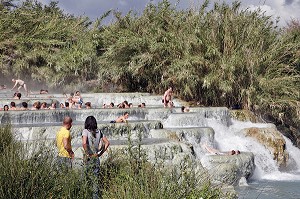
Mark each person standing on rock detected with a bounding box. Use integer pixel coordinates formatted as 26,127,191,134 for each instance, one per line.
82,116,110,199
11,78,28,96
56,116,74,170
162,87,173,108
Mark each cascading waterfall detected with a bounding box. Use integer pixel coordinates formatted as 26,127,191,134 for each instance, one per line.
205,118,300,181
284,136,300,171
162,112,300,182
3,88,300,195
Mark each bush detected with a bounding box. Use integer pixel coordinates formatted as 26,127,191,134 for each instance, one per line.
0,125,90,199
0,125,225,199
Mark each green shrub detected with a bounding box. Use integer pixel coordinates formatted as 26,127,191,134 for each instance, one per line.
0,125,224,199
0,125,90,199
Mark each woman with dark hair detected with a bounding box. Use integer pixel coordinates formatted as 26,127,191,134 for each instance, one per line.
82,116,110,199
3,105,9,111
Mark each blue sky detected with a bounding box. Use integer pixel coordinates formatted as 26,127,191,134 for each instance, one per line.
35,0,300,27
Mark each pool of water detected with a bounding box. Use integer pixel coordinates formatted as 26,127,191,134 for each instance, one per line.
236,179,300,199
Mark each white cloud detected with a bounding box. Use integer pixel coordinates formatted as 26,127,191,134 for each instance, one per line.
32,0,300,26
241,0,300,26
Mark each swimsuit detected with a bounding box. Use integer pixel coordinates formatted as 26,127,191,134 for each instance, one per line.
162,99,169,104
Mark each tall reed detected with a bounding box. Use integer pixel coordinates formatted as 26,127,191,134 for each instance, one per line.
0,125,227,199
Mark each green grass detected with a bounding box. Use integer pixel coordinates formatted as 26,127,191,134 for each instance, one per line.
0,125,227,199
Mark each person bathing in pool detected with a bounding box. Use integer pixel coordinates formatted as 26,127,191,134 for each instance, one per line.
110,112,129,123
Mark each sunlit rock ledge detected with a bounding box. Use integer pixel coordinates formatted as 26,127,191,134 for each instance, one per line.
230,109,262,123
241,127,288,168
230,109,289,168
13,121,163,141
0,92,185,108
1,90,252,190
149,127,255,186
201,152,255,186
12,119,254,187
0,106,230,125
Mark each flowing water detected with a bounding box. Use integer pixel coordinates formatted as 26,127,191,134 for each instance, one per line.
163,113,300,198
2,89,300,198
204,119,300,198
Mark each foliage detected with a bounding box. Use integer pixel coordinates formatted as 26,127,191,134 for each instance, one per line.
0,124,224,199
0,0,98,89
100,128,223,199
0,125,91,199
95,0,300,131
0,0,300,135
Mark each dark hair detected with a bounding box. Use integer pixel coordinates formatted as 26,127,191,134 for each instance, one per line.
84,116,98,132
124,112,129,116
10,101,16,107
117,103,125,108
33,101,41,109
85,102,91,106
3,105,9,111
181,106,185,112
110,102,114,107
65,101,69,107
16,93,21,99
22,102,28,108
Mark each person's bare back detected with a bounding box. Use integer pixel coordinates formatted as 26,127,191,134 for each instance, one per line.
111,112,129,123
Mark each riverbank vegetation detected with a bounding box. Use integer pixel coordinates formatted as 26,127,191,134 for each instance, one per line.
0,0,299,145
0,125,224,198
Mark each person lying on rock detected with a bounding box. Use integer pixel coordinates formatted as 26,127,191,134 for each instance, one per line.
110,112,129,123
181,106,190,112
202,143,240,155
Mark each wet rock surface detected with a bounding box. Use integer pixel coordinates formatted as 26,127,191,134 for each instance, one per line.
241,127,288,168
2,92,258,188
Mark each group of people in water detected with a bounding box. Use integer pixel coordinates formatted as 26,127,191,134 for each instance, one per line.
1,99,147,111
1,79,175,110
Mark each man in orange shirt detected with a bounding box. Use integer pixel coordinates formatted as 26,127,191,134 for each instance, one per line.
56,116,74,170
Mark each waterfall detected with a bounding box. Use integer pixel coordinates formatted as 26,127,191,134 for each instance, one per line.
161,110,300,182
3,88,300,185
205,119,300,181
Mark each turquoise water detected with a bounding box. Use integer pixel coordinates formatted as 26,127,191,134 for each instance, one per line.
236,180,300,199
